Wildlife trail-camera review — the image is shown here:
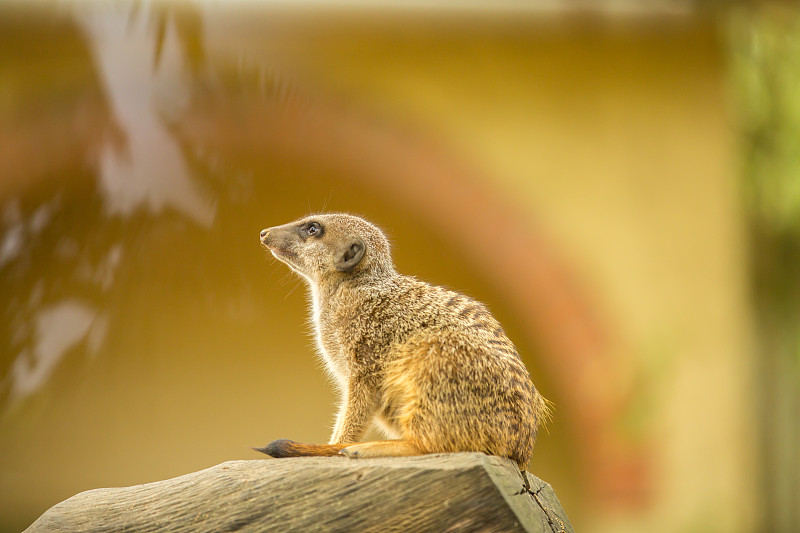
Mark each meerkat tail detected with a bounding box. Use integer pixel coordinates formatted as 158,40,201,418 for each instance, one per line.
339,439,422,459
253,439,351,458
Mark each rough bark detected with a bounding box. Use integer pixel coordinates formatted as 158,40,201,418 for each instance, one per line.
26,452,573,533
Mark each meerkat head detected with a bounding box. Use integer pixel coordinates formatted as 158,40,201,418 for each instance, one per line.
260,213,394,284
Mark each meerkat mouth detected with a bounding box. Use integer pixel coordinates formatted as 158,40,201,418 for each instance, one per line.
269,247,301,267
269,249,310,279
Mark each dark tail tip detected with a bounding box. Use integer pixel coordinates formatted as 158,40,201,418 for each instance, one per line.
252,439,296,458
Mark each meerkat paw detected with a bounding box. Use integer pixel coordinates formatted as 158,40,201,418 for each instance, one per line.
338,444,366,458
339,439,422,459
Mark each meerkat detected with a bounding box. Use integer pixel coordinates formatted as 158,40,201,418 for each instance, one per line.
255,213,549,469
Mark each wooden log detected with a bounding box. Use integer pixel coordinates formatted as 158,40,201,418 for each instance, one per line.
25,452,573,533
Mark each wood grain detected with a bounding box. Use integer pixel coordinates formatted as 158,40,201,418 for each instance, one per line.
25,453,573,533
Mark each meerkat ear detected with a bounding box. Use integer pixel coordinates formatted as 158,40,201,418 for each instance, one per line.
336,239,365,271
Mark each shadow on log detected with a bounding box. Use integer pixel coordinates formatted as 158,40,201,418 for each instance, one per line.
25,453,573,533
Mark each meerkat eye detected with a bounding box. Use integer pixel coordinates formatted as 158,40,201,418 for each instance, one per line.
303,222,322,237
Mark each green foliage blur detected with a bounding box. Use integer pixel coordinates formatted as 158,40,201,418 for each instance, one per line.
732,8,800,240
729,8,800,532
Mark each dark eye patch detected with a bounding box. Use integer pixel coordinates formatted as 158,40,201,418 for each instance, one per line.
300,221,324,239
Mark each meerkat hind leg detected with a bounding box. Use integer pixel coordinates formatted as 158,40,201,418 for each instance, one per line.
339,439,422,459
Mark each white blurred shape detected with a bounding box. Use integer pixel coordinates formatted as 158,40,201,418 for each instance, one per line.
29,203,52,234
0,223,24,269
9,301,98,400
96,244,124,290
78,3,215,227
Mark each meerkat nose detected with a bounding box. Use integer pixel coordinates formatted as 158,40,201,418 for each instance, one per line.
260,229,270,239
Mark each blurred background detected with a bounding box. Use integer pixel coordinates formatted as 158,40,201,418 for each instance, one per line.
1,1,799,531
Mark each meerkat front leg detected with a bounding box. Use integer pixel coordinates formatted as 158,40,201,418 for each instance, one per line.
254,375,378,458
329,375,378,445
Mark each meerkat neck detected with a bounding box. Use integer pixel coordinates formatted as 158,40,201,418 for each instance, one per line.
315,266,397,295
310,268,398,318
